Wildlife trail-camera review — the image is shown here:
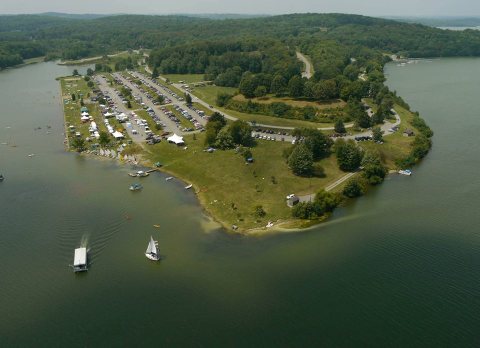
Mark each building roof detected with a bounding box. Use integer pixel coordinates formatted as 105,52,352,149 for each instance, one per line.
112,131,124,139
167,134,185,145
74,247,87,266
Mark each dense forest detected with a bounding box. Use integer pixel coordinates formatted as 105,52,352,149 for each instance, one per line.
2,13,480,70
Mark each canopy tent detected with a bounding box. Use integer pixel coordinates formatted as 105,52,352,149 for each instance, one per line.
80,115,90,122
81,112,89,116
104,112,114,118
80,107,88,113
112,131,125,139
167,134,185,145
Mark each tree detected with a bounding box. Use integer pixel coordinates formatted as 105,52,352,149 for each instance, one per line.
216,93,232,107
98,131,110,146
372,126,383,142
71,137,85,152
343,177,366,198
335,139,363,171
204,127,218,146
334,118,346,134
215,127,235,150
86,68,94,76
71,93,76,101
253,205,266,219
254,85,268,98
270,74,286,96
313,79,337,100
363,163,387,185
209,112,227,128
72,69,79,76
157,95,165,104
361,150,386,185
185,93,192,105
314,190,340,213
87,81,94,88
127,100,132,109
293,128,333,160
288,75,304,98
229,120,253,146
239,74,257,98
151,66,159,78
288,143,314,176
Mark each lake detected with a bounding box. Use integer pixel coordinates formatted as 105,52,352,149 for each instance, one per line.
0,59,479,346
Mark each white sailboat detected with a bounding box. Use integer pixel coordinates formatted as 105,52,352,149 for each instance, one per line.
145,236,160,261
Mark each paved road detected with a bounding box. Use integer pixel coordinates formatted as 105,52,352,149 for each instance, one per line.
296,52,314,79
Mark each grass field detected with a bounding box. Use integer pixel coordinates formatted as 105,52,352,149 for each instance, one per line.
192,85,333,129
359,104,415,168
163,74,206,84
144,132,344,232
233,94,346,110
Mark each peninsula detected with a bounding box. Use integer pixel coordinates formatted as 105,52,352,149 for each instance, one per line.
0,13,455,232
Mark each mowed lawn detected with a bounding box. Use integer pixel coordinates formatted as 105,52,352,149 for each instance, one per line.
145,133,344,231
359,105,415,168
233,94,346,110
192,85,333,129
163,74,206,84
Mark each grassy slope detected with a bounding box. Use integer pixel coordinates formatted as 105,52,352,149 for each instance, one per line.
233,94,345,110
192,85,333,128
144,133,343,231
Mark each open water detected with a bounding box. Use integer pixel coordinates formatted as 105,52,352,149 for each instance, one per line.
0,59,479,346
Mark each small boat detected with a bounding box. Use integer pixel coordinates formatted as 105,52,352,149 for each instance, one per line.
165,177,173,181
0,174,4,181
266,221,274,228
128,173,137,177
153,224,160,228
129,183,143,191
28,154,35,157
398,169,412,176
145,236,160,261
136,170,149,177
185,184,193,190
73,247,88,272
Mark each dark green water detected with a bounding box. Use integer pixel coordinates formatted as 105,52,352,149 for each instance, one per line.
1,60,479,347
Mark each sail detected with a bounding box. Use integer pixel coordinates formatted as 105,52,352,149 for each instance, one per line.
146,236,157,255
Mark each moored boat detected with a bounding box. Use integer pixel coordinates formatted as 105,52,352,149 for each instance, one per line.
185,184,193,190
398,169,412,176
136,170,149,177
129,183,143,191
145,236,160,261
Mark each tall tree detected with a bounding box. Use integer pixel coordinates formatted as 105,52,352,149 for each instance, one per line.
288,143,314,176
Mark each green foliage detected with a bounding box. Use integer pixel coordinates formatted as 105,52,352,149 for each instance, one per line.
335,139,363,171
270,74,287,96
343,177,366,198
229,120,254,147
292,128,333,160
291,190,339,219
216,92,233,107
288,143,314,176
98,131,110,146
334,118,346,134
185,93,192,105
254,85,268,98
363,164,387,185
288,76,304,98
239,74,257,98
70,137,85,152
86,68,94,76
253,205,266,219
71,93,76,101
157,95,165,104
87,80,94,88
372,126,383,142
215,128,235,150
346,100,370,128
72,69,79,76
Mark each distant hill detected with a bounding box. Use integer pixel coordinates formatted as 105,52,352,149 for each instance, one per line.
40,12,111,20
387,16,480,28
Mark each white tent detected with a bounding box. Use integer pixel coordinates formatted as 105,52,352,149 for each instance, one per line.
113,131,124,139
104,112,113,118
81,112,89,116
80,115,90,122
167,134,185,145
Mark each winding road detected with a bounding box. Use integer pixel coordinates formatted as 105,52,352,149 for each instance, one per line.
296,52,314,79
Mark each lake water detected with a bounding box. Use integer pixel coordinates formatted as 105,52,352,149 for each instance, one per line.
1,59,479,346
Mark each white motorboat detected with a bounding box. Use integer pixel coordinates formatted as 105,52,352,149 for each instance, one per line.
73,247,88,272
398,169,412,176
185,184,193,190
145,236,160,261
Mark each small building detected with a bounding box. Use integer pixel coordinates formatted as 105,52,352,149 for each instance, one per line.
287,195,300,208
403,129,415,137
